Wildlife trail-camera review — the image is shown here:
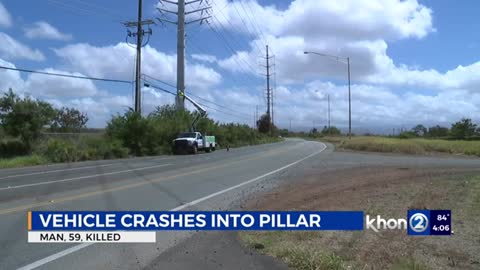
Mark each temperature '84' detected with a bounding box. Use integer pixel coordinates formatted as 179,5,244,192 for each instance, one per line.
437,214,448,221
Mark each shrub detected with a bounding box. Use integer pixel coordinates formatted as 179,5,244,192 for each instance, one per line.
398,131,416,139
83,137,129,160
43,139,81,163
0,155,47,169
0,139,29,158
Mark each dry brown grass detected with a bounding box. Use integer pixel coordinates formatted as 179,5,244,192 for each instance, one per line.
239,168,480,270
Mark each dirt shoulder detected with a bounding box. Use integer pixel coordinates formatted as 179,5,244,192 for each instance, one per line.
239,166,480,270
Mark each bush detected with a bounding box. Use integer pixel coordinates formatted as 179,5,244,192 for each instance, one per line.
398,131,416,139
106,106,281,156
0,155,47,169
105,109,155,156
41,137,130,163
82,137,129,160
43,139,81,163
0,139,29,158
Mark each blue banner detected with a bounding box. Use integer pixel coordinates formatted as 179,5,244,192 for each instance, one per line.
29,211,364,231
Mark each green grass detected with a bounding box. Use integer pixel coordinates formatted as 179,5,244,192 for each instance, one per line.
240,232,347,270
320,136,480,156
0,137,284,169
0,155,48,169
391,258,430,270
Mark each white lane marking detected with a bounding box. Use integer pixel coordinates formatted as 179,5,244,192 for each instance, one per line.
0,164,172,191
0,163,117,181
17,142,326,270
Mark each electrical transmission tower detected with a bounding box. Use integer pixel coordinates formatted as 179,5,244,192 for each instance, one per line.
157,0,211,111
261,45,275,134
124,0,155,114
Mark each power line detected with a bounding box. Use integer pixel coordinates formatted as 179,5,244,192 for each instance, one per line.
46,0,126,22
143,74,251,118
211,0,262,55
238,0,267,48
196,101,251,121
143,80,250,121
206,18,259,76
0,65,133,84
186,32,260,88
143,74,176,89
244,0,268,46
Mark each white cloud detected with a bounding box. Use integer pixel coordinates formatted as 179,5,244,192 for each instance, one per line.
213,0,480,96
24,68,97,97
263,80,480,132
54,42,222,90
191,54,217,63
211,0,433,40
0,32,45,61
0,2,11,28
24,21,72,41
0,59,24,93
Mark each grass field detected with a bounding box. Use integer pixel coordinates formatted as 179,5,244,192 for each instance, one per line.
0,137,284,169
0,155,48,169
240,171,480,270
319,136,480,157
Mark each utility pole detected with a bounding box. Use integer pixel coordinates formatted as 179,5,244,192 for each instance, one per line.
123,0,154,114
261,45,274,135
176,0,185,110
327,94,331,129
347,57,352,139
290,119,292,131
135,0,142,113
157,0,211,111
266,45,271,119
255,105,259,129
272,55,276,129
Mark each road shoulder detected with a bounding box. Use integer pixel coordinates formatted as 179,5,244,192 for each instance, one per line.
144,232,288,270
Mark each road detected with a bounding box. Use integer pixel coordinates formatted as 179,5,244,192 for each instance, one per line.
0,139,478,270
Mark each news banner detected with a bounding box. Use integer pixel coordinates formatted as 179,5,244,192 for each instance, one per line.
27,210,451,243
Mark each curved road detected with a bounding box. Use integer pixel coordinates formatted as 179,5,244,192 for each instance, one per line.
0,139,325,269
0,139,478,269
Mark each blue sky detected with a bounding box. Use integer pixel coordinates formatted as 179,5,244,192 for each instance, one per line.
1,0,479,133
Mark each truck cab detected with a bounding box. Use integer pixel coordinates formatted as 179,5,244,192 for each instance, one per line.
173,132,215,154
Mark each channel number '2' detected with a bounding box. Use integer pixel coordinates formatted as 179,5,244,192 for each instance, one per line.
409,213,429,233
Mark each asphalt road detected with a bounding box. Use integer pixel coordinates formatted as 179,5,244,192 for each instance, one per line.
0,138,478,270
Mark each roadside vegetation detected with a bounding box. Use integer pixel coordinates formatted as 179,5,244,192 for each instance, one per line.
292,119,480,157
240,170,480,270
335,136,480,156
0,89,281,168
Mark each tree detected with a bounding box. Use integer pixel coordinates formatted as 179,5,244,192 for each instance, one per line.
427,125,449,138
257,114,272,134
0,89,56,150
412,124,427,137
106,108,152,156
321,126,341,136
51,107,88,132
450,118,477,139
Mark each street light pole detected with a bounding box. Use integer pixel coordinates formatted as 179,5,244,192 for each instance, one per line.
347,57,351,139
304,51,352,139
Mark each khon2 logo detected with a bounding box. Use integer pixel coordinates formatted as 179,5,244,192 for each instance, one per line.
409,213,429,233
366,210,446,236
408,210,431,235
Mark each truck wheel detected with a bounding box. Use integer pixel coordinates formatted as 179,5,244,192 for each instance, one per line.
205,144,211,153
212,146,216,152
192,145,198,155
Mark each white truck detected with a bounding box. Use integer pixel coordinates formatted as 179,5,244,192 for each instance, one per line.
173,132,216,154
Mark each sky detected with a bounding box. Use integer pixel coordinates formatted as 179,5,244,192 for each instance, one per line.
0,0,479,134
